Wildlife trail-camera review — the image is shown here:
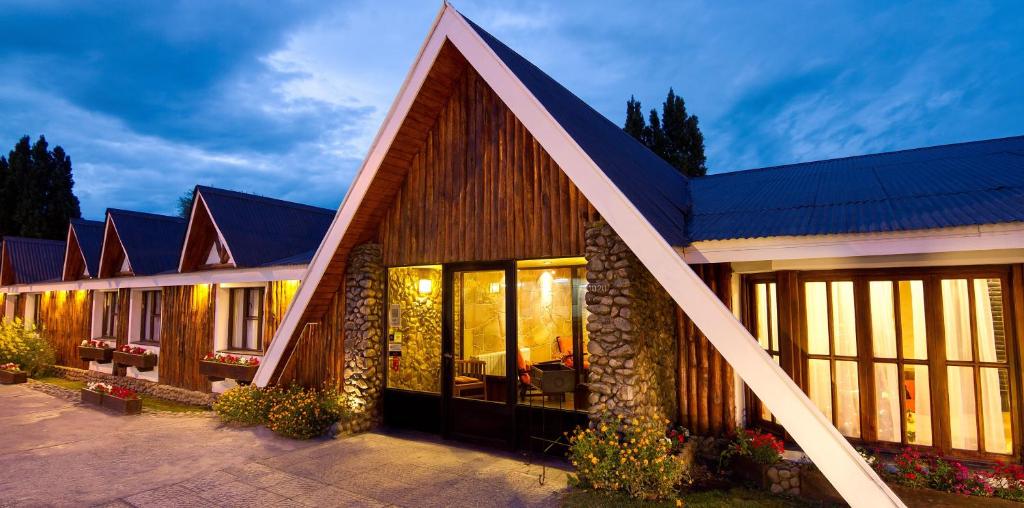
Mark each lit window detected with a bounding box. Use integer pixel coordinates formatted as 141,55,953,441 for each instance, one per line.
228,287,264,352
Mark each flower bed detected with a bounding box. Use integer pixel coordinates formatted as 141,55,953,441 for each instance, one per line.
78,340,114,364
80,382,141,414
0,362,27,384
112,345,158,371
199,353,260,384
722,428,785,490
873,447,1024,501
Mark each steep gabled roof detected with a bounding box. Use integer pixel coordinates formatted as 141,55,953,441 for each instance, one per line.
101,209,186,276
183,186,334,269
64,219,104,279
464,18,690,246
252,6,899,504
690,135,1024,241
1,236,65,285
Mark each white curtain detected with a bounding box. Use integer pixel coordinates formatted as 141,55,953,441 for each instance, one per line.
874,364,901,442
870,281,897,358
835,361,861,437
943,280,979,450
974,279,1010,454
831,281,858,356
806,282,829,355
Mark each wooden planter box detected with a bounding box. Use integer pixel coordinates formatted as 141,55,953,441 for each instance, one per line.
80,388,103,406
199,361,257,384
78,346,114,364
0,369,27,384
732,456,771,489
800,467,843,503
103,394,142,415
113,351,158,371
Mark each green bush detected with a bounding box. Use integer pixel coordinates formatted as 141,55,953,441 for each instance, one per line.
0,319,55,377
568,415,688,501
266,385,350,439
213,385,272,426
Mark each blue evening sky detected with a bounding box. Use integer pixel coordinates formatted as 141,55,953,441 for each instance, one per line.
1,1,1021,218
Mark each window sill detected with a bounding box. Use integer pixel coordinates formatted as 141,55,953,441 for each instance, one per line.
131,341,161,347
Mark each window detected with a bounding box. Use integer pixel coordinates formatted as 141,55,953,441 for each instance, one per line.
804,280,861,438
227,287,264,352
751,281,781,423
100,291,118,338
24,293,41,327
139,290,161,343
941,278,1013,454
869,280,932,446
515,263,589,410
4,294,19,321
746,268,1018,459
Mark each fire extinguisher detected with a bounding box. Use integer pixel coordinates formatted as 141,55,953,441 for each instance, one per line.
391,356,400,371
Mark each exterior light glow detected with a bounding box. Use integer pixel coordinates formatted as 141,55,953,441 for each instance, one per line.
418,279,432,295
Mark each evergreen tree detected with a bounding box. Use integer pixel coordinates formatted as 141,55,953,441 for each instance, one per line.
176,188,195,218
2,135,81,239
622,88,707,178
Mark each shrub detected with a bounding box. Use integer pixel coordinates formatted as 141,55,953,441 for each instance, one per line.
214,385,272,426
0,319,55,377
725,428,784,465
568,415,688,501
266,385,350,439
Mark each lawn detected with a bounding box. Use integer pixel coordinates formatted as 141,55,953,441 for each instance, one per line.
562,487,811,507
33,376,210,414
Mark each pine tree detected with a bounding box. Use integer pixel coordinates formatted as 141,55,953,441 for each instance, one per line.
176,188,195,218
621,88,707,178
4,135,81,239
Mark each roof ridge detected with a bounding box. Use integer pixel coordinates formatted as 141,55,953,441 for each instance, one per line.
2,236,66,245
107,208,187,223
704,134,1024,178
197,185,335,216
70,218,104,226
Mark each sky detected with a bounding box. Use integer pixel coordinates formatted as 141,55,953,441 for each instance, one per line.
1,0,1021,218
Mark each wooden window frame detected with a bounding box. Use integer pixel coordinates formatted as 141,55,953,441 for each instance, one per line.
741,265,1022,463
100,291,118,339
227,287,265,353
139,290,162,344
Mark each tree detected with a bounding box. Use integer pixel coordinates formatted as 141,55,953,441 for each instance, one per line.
622,88,707,177
0,135,81,240
176,188,195,218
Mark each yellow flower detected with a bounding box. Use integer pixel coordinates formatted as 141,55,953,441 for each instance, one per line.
590,456,598,465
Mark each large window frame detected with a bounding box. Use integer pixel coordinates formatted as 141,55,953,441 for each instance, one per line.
743,266,1021,462
100,291,119,339
226,287,264,352
138,290,162,344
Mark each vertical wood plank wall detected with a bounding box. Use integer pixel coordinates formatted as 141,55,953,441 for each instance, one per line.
37,290,92,369
278,286,346,388
115,288,131,348
377,67,599,267
158,285,214,392
677,263,736,435
265,280,300,348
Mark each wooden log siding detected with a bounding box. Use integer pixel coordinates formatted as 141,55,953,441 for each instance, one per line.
377,66,599,266
37,290,92,369
158,285,215,392
265,280,299,347
677,263,736,435
278,286,346,388
115,288,131,348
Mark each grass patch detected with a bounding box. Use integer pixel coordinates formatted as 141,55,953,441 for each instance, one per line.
32,376,209,414
562,487,810,508
33,376,85,391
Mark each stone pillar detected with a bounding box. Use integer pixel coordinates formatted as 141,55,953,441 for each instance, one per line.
342,243,384,433
585,221,678,422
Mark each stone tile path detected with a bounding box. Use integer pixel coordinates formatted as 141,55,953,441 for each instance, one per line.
0,385,567,507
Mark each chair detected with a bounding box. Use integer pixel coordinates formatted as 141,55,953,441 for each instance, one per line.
453,359,486,399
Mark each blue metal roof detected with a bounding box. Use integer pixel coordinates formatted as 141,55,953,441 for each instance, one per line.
70,219,104,276
197,186,334,268
107,209,186,275
461,12,691,246
689,136,1024,241
2,236,65,284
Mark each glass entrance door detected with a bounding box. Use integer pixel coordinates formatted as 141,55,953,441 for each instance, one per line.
442,263,516,445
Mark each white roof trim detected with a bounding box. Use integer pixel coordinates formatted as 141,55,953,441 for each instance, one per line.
683,222,1024,264
0,264,305,294
252,6,902,506
177,192,237,272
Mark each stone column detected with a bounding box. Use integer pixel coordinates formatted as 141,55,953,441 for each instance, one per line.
342,243,384,433
585,221,678,422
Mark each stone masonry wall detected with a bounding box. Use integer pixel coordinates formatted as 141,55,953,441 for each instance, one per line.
341,243,385,433
584,221,678,421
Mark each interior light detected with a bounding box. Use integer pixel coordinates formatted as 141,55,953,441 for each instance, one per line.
539,271,554,306
418,279,433,295
488,282,501,294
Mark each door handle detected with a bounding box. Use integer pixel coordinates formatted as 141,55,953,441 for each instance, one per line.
443,353,453,360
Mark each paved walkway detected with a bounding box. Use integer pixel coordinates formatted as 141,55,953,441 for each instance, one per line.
0,384,567,507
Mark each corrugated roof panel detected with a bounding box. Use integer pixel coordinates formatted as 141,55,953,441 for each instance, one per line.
3,237,65,284
690,136,1024,241
107,209,187,276
70,219,104,276
197,186,333,268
